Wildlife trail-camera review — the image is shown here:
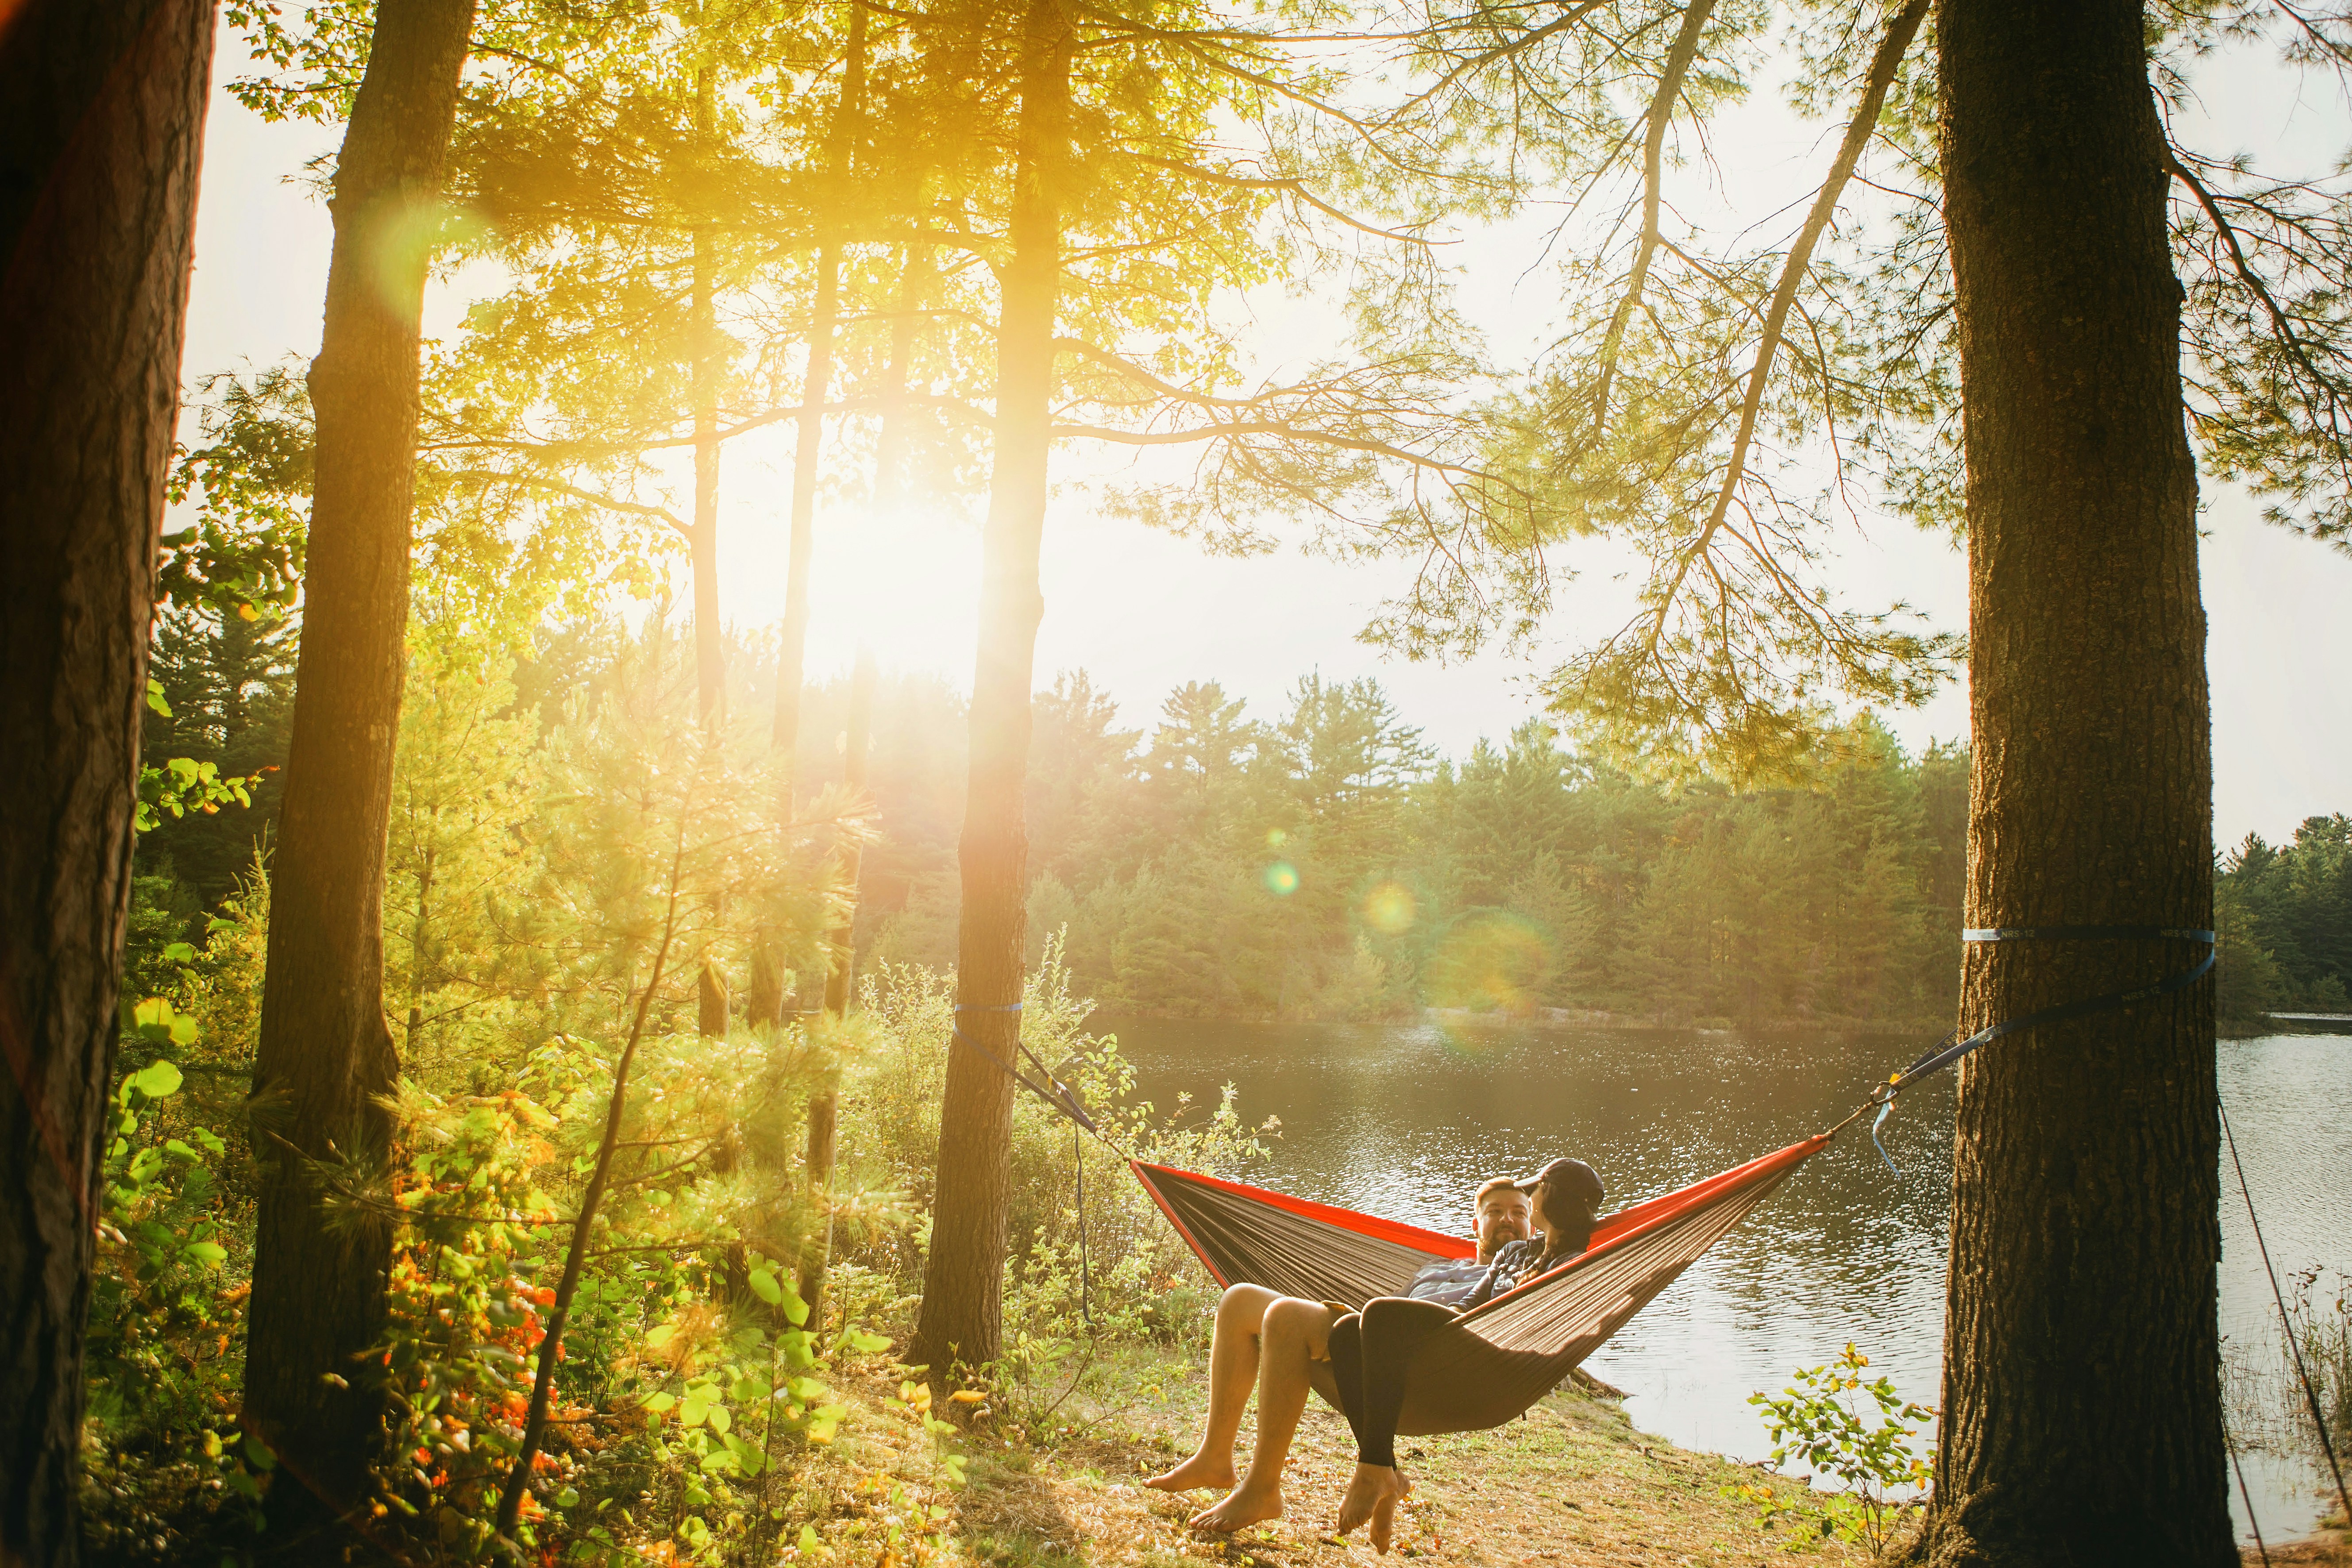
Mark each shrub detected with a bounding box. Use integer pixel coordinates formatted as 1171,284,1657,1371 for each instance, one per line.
1724,1344,1934,1555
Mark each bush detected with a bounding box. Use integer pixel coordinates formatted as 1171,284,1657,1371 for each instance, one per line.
1724,1345,1934,1555
840,933,1274,1409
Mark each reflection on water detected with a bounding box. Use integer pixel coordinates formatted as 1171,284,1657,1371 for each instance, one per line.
1108,1017,2349,1545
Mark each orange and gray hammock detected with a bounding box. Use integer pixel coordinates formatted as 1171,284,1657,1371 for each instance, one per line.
952,925,2216,1439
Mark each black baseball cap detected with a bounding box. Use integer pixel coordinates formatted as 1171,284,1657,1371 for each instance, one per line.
1515,1157,1604,1209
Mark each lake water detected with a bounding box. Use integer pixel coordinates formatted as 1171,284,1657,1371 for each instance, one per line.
1110,1017,2350,1545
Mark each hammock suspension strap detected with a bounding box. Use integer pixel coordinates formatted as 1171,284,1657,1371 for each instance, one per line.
949,1001,1111,1328
1866,925,2216,1173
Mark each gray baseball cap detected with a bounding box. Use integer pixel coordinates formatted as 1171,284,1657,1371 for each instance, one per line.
1515,1157,1604,1209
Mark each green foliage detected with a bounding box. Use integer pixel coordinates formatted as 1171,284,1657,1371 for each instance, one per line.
370,1039,879,1563
839,937,1272,1409
859,674,1966,1026
2215,816,2352,1025
83,997,268,1560
1724,1344,1934,1555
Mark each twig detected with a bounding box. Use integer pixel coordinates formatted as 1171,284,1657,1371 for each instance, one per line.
496,771,698,1545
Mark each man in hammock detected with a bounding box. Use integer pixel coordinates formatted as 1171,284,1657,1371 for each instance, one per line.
1144,1173,1552,1545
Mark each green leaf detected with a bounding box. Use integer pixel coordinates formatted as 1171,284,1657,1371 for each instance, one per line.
779,1279,810,1326
679,1395,709,1428
162,942,197,963
146,679,171,717
798,1526,821,1552
640,1392,676,1414
707,1405,731,1435
129,1059,183,1100
747,1267,783,1306
185,1241,228,1267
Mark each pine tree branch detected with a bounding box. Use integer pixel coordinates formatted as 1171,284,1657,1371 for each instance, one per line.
1635,0,1929,671
2167,146,2352,458
1114,151,1433,244
1589,0,1717,446
435,468,690,536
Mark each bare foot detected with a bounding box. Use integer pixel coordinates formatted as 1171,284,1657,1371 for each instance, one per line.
1335,1464,1409,1543
1369,1476,1412,1555
1190,1477,1284,1533
1145,1452,1238,1494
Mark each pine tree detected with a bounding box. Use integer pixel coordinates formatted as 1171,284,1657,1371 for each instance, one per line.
0,2,213,1557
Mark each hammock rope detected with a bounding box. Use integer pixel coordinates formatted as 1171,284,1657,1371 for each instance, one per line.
947,923,2233,1440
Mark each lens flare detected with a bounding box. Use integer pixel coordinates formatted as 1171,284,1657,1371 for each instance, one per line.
1363,881,1415,935
1263,861,1299,896
1423,910,1551,1013
1265,827,1288,849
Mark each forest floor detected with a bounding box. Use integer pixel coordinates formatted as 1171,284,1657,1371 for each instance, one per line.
780,1346,2349,1568
785,1347,1869,1568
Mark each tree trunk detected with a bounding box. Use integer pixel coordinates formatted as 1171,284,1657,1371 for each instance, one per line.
910,0,1072,1379
243,0,477,1541
771,0,868,767
691,58,725,728
1924,2,2226,1563
0,5,212,1560
800,649,877,1318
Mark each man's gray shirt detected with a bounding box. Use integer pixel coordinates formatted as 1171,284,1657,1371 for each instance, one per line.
1402,1256,1491,1308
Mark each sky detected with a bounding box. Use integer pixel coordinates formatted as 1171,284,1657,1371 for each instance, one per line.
178,22,2352,848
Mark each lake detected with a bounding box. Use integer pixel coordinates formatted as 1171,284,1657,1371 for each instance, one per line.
1109,1017,2349,1545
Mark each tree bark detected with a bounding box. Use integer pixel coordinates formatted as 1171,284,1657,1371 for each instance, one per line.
910,0,1072,1379
800,649,877,1318
1925,2,2226,1562
0,5,212,1560
243,0,477,1540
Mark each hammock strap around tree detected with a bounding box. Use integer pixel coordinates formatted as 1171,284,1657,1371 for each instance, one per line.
1866,925,2216,1171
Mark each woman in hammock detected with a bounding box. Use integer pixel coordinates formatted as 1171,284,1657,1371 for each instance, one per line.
1172,1157,1605,1552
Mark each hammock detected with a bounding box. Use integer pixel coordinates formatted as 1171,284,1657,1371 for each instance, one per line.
952,924,2216,1441
1132,1137,1824,1434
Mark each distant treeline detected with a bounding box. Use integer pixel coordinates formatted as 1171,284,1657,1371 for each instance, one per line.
811,670,1972,1028
2216,817,2352,1024
134,609,2348,1029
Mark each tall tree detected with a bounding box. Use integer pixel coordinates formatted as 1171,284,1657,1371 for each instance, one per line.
242,0,478,1539
772,0,871,766
800,648,879,1315
911,0,1076,1376
0,5,214,1557
1926,0,2224,1557
1372,0,2352,1553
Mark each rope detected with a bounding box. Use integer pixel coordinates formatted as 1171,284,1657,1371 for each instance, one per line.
2222,1096,2352,1527
949,1002,1100,1135
1861,926,2216,1174
1074,1123,1093,1330
949,1002,1110,1331
2226,1420,2272,1568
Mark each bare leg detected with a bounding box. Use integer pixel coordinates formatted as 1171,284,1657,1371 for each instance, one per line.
1146,1285,1278,1493
1191,1298,1336,1533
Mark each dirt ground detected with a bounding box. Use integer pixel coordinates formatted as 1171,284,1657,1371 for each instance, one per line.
793,1356,1863,1568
